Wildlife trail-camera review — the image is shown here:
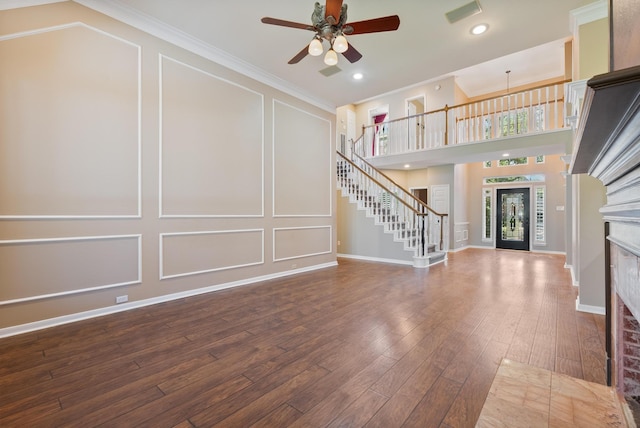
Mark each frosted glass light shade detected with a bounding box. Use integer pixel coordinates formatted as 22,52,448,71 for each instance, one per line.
308,38,323,56
324,49,338,65
333,35,348,53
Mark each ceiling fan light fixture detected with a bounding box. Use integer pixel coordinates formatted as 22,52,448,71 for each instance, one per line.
308,38,323,56
324,49,338,66
333,34,348,53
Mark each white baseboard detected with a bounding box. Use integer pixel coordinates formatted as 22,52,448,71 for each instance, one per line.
0,261,338,339
575,297,605,315
465,245,567,256
337,253,413,266
466,245,494,250
530,249,566,255
570,266,579,287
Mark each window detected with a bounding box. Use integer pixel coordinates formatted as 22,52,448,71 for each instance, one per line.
483,117,493,140
535,186,546,244
533,105,546,132
482,188,492,241
483,160,492,168
483,174,545,185
498,111,528,136
535,155,545,164
498,157,528,167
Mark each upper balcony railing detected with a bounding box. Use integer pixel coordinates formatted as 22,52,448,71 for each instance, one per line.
354,79,571,159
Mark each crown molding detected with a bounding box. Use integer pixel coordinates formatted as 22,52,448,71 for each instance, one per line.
74,0,336,113
0,0,63,11
1,0,336,113
570,0,608,35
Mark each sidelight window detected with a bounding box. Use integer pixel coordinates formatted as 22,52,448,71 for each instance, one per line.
482,188,492,242
534,186,546,244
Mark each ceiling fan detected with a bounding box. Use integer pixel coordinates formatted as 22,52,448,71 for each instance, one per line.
261,0,400,65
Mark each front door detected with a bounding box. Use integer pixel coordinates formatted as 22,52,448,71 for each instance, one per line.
496,188,530,251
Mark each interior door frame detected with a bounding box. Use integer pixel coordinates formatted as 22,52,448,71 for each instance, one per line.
368,105,389,156
405,95,426,150
496,187,531,251
409,186,428,205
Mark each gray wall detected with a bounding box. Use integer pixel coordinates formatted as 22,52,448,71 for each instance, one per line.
336,191,414,264
575,174,607,308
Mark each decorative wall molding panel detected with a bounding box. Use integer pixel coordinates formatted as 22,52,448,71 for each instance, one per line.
272,99,332,217
273,226,332,262
159,55,264,218
0,235,141,305
0,22,141,218
160,229,264,280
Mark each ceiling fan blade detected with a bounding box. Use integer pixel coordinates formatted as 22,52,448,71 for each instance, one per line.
288,45,310,64
325,0,344,23
261,17,314,31
346,15,400,35
342,43,362,63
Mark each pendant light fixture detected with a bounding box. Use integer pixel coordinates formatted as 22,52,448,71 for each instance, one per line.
308,37,323,56
333,34,348,53
324,49,338,66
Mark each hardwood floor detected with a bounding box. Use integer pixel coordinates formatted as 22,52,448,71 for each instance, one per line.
0,249,606,427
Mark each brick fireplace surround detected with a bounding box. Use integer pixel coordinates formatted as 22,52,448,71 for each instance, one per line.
613,246,640,399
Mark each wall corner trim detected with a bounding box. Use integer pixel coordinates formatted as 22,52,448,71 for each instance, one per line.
575,297,606,315
570,0,608,34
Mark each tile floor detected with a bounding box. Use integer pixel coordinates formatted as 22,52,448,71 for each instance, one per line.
476,359,629,427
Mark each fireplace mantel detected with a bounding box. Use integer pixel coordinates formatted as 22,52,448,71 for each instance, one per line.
571,65,640,256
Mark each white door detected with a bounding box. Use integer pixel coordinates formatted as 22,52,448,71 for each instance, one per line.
346,109,356,157
430,184,450,250
407,102,417,151
406,96,425,151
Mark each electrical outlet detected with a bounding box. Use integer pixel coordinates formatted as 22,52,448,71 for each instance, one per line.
337,240,341,246
116,295,128,304
291,264,297,269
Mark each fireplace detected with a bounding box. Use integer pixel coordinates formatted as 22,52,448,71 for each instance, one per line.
611,242,640,401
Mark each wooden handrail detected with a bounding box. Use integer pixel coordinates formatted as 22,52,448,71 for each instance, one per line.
350,150,448,218
453,97,565,122
452,78,571,110
337,151,424,216
360,79,571,131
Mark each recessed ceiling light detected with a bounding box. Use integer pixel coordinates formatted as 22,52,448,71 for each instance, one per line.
471,23,488,35
404,164,410,168
353,72,363,80
502,153,510,157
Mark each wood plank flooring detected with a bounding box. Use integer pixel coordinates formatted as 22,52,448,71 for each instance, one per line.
0,249,607,427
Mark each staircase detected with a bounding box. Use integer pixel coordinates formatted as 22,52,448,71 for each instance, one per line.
337,151,447,268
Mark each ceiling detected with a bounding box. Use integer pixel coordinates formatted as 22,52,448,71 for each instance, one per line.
76,0,597,110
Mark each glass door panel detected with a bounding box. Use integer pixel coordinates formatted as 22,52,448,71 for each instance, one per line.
496,188,530,250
